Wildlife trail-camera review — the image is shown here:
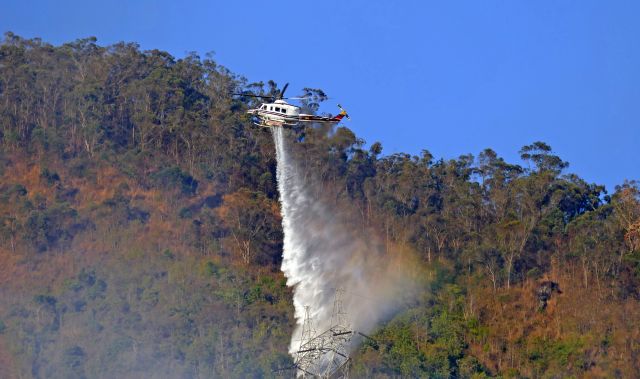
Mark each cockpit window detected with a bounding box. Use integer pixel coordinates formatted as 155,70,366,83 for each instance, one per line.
281,108,286,114
261,105,266,109
275,107,280,112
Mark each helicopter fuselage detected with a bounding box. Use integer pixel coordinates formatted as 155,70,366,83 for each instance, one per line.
246,100,349,128
247,100,305,127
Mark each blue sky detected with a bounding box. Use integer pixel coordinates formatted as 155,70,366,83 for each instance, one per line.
2,1,639,191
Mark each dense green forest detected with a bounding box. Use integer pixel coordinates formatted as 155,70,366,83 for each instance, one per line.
0,32,639,378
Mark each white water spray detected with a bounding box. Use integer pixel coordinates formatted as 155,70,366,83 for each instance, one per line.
272,127,413,354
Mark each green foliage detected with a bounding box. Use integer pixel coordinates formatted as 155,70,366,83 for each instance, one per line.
202,260,223,277
34,294,57,307
355,285,487,378
23,202,79,251
151,166,199,196
519,141,568,173
40,168,61,185
527,336,586,375
64,345,85,368
99,193,149,225
162,249,175,260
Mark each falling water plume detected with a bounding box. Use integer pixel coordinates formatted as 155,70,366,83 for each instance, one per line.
271,126,415,355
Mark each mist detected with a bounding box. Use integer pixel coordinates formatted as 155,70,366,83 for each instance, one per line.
272,127,416,355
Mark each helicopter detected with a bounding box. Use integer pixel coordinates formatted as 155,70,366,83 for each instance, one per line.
234,83,350,128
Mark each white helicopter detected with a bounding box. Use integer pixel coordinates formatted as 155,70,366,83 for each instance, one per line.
234,83,350,128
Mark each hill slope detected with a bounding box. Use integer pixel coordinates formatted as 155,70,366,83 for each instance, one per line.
1,33,640,378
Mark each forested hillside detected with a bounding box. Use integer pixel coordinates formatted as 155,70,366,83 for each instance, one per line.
1,33,639,378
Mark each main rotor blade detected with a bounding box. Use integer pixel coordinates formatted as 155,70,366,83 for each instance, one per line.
232,93,274,99
279,83,289,99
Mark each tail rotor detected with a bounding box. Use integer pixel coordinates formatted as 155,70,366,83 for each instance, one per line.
337,104,351,120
